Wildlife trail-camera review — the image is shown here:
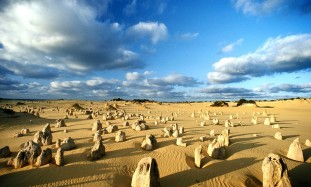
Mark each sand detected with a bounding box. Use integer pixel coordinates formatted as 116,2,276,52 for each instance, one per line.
0,99,310,187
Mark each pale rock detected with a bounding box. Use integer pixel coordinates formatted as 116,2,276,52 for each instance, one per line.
61,137,76,151
262,153,292,187
131,157,160,187
194,145,203,168
286,138,304,162
115,131,126,142
141,135,157,151
274,132,283,140
176,138,186,147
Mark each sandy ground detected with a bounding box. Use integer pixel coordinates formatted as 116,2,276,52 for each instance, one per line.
0,99,310,187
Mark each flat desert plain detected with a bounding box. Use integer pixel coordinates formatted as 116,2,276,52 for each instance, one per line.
0,99,310,187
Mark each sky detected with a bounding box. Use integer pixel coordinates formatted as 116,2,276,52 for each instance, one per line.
0,0,311,101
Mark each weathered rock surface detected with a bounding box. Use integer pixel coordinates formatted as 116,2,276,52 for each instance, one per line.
35,148,52,166
287,138,304,162
0,146,12,158
87,140,105,161
262,153,292,187
61,137,76,151
92,120,102,131
55,148,64,166
115,131,126,142
131,157,160,187
194,145,202,168
141,134,157,151
207,139,226,159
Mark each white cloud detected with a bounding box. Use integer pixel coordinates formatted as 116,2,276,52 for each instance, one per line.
208,34,311,84
126,22,168,44
0,0,145,78
221,38,243,53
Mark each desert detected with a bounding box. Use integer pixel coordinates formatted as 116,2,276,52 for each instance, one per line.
0,99,310,187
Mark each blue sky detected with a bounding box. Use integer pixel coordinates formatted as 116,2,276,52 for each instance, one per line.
0,0,311,101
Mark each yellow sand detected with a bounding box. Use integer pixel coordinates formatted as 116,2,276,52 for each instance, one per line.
0,99,310,187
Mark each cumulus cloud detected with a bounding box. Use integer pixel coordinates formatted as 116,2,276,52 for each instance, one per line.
126,22,168,44
0,0,167,79
233,0,311,16
208,34,311,84
221,38,243,53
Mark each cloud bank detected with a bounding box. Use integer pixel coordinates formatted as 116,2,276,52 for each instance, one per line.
208,34,311,84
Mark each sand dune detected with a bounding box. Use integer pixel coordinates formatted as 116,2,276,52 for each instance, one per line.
0,99,310,186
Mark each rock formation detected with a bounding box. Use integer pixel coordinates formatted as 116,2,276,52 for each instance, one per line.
131,157,160,187
264,118,271,125
55,119,66,128
56,139,61,148
210,129,215,136
194,145,203,168
35,148,52,166
274,132,283,140
305,139,311,147
207,139,226,159
141,134,157,151
115,131,126,142
262,153,292,187
0,146,12,158
55,148,64,166
87,140,105,161
92,120,102,131
93,130,103,142
61,137,76,151
20,128,30,135
106,124,118,133
176,138,187,147
287,138,304,162
12,141,41,168
270,115,276,123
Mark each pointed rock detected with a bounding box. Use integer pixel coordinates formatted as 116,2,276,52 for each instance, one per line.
287,138,304,162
